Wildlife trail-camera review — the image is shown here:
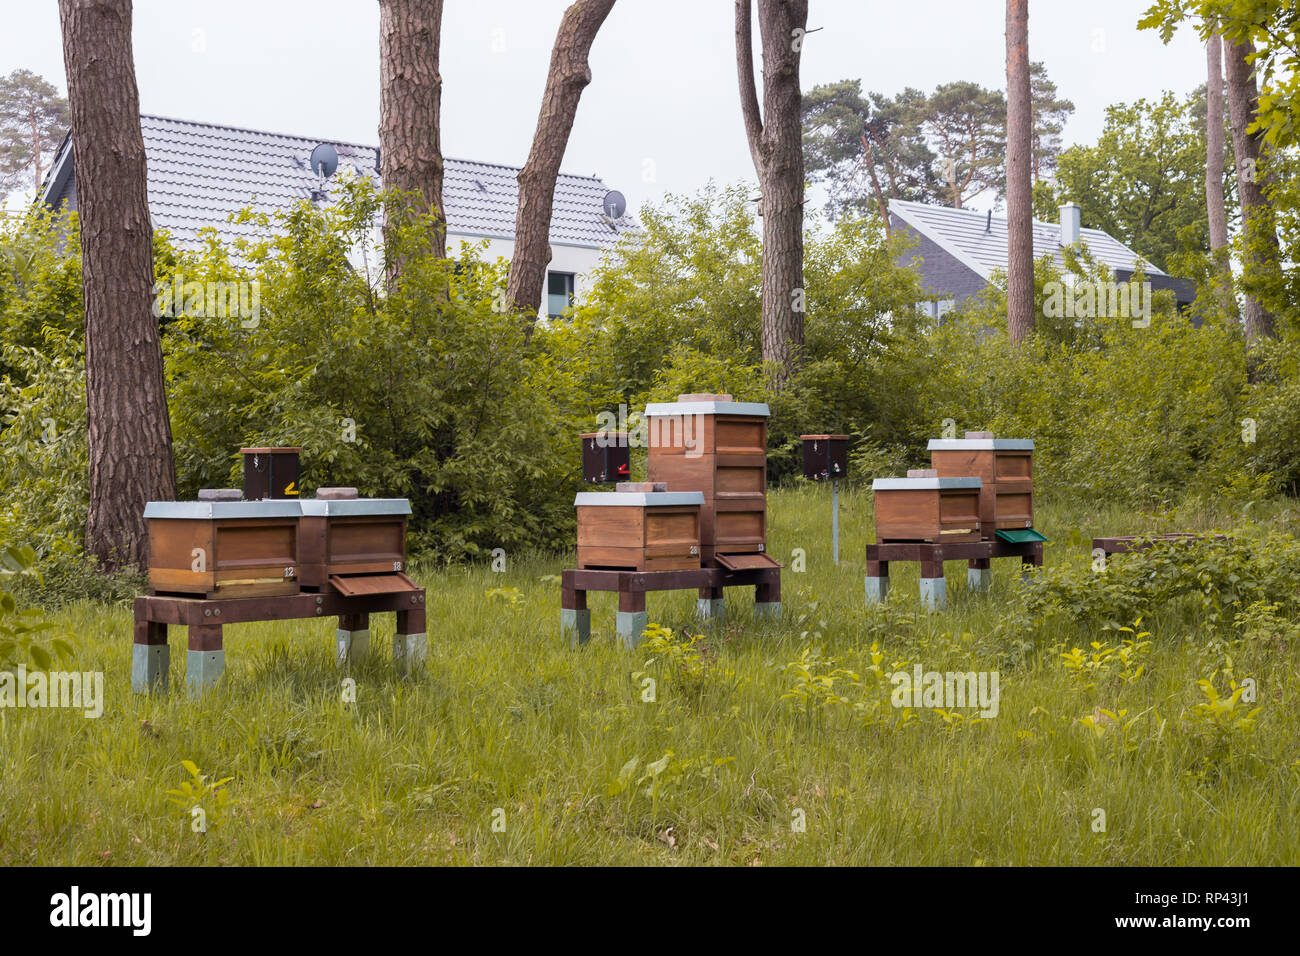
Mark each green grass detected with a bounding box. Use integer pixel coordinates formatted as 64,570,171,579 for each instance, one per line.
2,486,1298,865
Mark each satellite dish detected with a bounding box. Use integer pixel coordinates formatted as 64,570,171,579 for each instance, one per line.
601,189,626,220
310,143,339,179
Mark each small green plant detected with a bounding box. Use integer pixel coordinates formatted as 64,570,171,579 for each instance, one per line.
0,543,74,672
778,646,860,719
485,587,524,605
636,623,715,699
1060,618,1151,691
164,760,234,834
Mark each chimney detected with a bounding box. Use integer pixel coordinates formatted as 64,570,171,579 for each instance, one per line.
1059,203,1081,246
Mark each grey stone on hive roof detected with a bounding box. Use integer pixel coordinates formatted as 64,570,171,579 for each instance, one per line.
889,198,1167,280
43,114,636,255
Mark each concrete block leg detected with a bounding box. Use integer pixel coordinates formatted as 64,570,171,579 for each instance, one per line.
132,619,169,694
186,623,225,693
560,608,591,645
919,577,947,612
754,569,781,619
865,576,890,604
616,589,648,648
336,612,370,666
696,586,725,625
395,607,427,676
967,564,993,595
561,586,590,645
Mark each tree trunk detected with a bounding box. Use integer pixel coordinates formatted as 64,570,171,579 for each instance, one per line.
1223,36,1279,341
379,0,446,272
1205,33,1234,315
736,0,808,387
58,0,176,571
860,133,891,236
1004,0,1034,343
506,0,616,327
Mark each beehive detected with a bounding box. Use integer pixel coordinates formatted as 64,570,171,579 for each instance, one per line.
800,434,849,481
927,433,1034,534
144,500,302,598
645,393,770,565
872,474,982,542
241,446,302,500
297,494,414,592
581,432,631,484
574,487,704,571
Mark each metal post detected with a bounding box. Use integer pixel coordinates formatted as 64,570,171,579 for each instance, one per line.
832,478,839,566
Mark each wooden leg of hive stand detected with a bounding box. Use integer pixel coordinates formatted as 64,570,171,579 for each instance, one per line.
865,558,890,604
1020,543,1044,584
561,585,590,646
919,545,946,612
696,584,725,624
186,623,224,693
336,611,371,666
754,569,781,618
394,607,427,676
967,557,992,593
616,588,648,648
132,616,169,694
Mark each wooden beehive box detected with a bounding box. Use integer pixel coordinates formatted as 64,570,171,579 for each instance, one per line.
928,433,1034,534
574,488,704,571
872,475,982,542
297,495,414,593
801,434,850,481
644,393,770,565
144,500,302,598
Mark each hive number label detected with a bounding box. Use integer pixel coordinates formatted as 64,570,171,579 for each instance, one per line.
689,546,698,555
393,561,403,572
284,566,295,578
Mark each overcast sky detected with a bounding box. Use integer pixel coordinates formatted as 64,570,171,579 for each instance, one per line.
4,0,1209,216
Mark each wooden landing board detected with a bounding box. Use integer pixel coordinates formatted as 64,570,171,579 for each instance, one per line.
329,571,419,597
714,552,782,571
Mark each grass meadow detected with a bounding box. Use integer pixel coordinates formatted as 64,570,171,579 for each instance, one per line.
2,485,1298,865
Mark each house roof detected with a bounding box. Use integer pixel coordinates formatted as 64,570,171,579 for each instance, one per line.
40,113,634,254
889,198,1167,279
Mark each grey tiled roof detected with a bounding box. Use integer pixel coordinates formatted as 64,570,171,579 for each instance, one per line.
889,198,1166,279
43,113,634,253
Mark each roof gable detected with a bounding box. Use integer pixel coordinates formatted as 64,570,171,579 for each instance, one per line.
42,114,634,254
889,198,1166,279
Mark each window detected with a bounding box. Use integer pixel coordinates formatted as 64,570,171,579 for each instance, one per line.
547,271,575,319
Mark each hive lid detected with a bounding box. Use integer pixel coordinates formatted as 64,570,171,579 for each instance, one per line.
643,399,770,418
871,477,982,490
801,434,850,441
574,491,705,507
299,498,412,516
144,500,301,519
239,446,302,454
927,438,1034,450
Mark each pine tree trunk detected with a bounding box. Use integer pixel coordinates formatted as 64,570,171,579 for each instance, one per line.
1223,36,1279,342
1004,0,1034,343
736,0,808,387
506,0,616,327
58,0,176,571
1205,33,1234,315
379,0,446,267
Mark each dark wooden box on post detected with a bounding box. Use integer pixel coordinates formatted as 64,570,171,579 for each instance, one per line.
574,484,704,571
297,492,414,593
645,393,771,565
581,432,630,484
144,500,302,598
241,446,302,500
872,472,982,543
928,433,1034,535
800,434,849,481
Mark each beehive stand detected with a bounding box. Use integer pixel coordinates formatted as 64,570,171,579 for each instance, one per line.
135,492,425,693
560,564,781,647
132,587,427,693
865,538,1043,611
